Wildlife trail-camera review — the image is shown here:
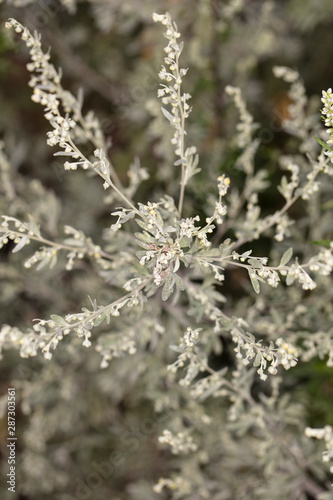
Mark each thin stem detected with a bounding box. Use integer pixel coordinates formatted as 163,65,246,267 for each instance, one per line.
196,354,257,407
38,276,152,353
195,253,314,273
233,165,323,250
68,138,140,215
178,164,186,218
75,117,123,191
65,277,151,330
176,58,186,218
0,227,114,261
234,195,297,249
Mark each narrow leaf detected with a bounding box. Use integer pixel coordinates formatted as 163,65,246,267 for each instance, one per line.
174,158,187,166
92,313,106,327
315,136,333,152
312,239,331,247
12,236,29,253
248,258,262,269
174,273,185,291
253,352,261,367
50,314,68,327
135,231,155,244
286,272,295,286
280,247,293,267
161,107,174,124
321,199,333,210
248,270,260,294
169,344,183,353
162,273,175,301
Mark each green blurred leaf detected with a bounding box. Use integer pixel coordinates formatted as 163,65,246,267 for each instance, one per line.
280,247,293,266
315,136,333,152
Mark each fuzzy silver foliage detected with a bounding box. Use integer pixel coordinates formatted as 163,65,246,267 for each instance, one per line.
1,3,333,500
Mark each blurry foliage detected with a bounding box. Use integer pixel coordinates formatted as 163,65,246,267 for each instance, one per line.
0,1,333,500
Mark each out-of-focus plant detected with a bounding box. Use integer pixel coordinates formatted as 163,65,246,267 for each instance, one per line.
1,3,333,500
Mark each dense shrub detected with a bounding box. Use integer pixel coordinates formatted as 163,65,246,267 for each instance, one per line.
1,2,333,499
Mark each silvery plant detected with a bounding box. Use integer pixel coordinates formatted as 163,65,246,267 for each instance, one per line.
1,5,333,500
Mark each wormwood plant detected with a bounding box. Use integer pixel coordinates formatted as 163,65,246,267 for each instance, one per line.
1,8,333,500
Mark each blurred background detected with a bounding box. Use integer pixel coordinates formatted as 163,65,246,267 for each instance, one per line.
1,1,333,499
